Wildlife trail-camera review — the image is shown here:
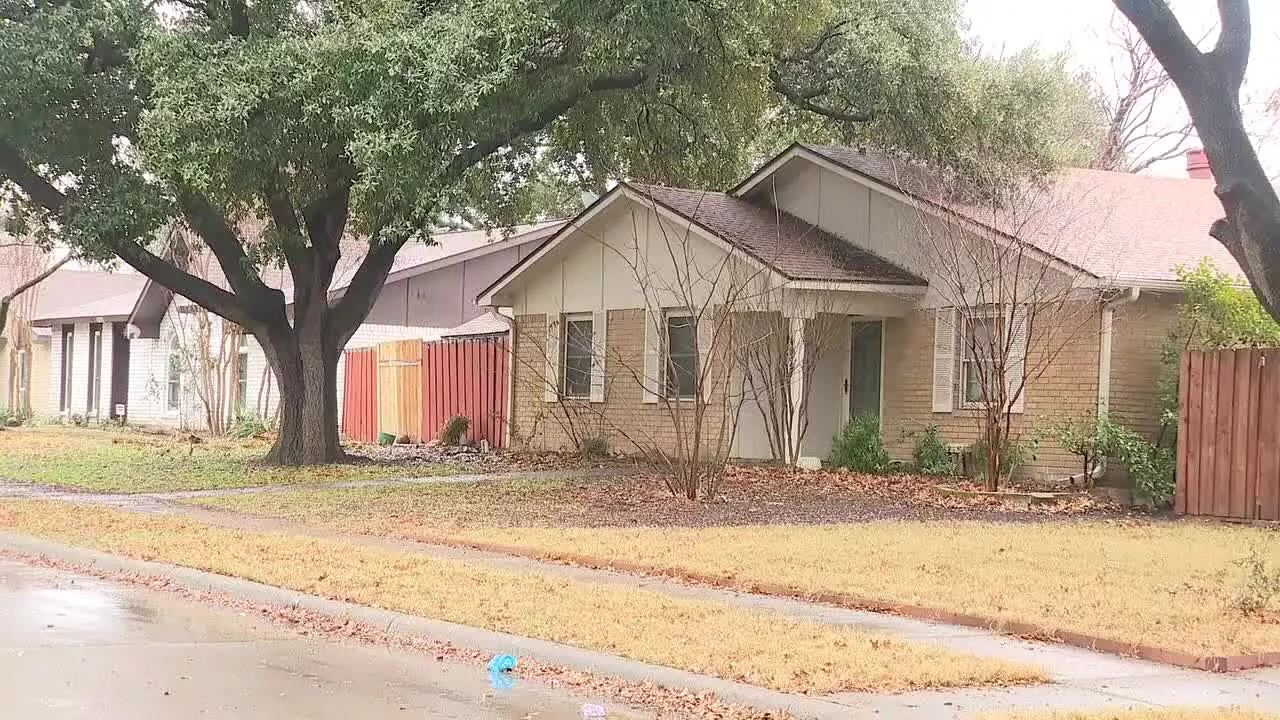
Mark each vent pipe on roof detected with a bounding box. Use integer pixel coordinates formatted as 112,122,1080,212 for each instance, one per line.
1186,148,1213,180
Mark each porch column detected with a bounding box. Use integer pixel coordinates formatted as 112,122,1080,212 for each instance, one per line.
788,316,814,468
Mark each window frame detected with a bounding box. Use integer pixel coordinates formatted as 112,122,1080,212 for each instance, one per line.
59,325,74,412
166,339,183,412
559,313,594,400
663,311,698,401
236,349,250,411
960,310,1005,408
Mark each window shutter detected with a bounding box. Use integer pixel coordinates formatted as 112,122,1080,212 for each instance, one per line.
1007,304,1030,414
590,311,607,403
543,315,560,403
642,310,660,403
695,310,716,399
932,307,956,413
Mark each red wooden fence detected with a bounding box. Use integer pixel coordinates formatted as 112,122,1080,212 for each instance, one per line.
1177,348,1280,521
422,335,508,449
341,347,379,443
340,335,509,448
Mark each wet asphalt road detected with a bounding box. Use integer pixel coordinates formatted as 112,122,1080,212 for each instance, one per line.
0,559,646,719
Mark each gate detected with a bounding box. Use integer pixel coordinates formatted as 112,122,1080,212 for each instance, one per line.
1177,348,1280,520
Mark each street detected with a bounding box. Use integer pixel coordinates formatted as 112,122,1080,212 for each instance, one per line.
0,559,645,719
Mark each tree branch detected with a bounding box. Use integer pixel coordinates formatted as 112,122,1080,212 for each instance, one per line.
327,236,408,349
1114,0,1205,89
174,189,273,303
444,68,650,180
1209,0,1250,90
768,65,872,123
0,254,71,338
0,140,261,331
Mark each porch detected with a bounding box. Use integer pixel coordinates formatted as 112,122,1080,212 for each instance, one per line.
729,287,921,464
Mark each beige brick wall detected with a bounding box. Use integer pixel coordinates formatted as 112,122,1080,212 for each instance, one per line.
510,310,733,457
1108,292,1180,441
882,307,1103,479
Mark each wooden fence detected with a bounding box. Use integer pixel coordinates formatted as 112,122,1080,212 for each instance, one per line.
341,335,509,448
341,347,378,443
1177,348,1280,520
422,335,509,449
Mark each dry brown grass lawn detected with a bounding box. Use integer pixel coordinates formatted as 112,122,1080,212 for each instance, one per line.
191,486,1280,657
981,709,1280,720
0,499,1045,694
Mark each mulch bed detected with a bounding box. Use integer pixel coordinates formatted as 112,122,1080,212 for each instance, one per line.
422,464,1149,529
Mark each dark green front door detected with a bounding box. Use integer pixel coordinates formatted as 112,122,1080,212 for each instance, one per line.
850,320,883,419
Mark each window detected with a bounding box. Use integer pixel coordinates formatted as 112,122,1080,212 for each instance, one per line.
16,349,29,409
59,325,74,412
236,350,250,411
560,316,594,399
664,313,697,400
961,313,1004,405
87,323,102,413
166,340,182,411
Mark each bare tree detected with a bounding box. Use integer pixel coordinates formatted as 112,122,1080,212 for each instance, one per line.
733,303,846,467
0,237,69,346
910,179,1107,490
1,239,69,415
1115,0,1280,321
165,248,247,434
1092,14,1196,172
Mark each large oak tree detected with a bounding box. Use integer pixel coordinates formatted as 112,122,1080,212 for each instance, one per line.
1,0,1096,464
1115,0,1280,320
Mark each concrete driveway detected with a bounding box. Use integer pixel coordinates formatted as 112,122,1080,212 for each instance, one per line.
0,559,647,719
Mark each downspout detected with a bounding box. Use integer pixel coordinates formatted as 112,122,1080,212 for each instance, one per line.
1085,286,1139,484
1097,286,1141,417
488,308,517,450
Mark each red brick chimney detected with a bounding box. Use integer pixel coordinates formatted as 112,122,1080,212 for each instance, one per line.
1186,148,1213,180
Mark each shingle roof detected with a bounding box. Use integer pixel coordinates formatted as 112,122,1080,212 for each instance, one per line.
801,144,1243,284
441,313,510,338
31,269,148,324
627,183,925,285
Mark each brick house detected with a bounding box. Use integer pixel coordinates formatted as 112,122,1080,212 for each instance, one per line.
479,144,1237,479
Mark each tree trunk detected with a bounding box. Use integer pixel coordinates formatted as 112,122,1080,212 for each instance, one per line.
259,314,343,466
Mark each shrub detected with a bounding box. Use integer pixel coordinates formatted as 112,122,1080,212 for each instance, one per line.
1231,545,1280,616
579,434,609,457
910,425,954,475
970,434,1036,484
228,411,267,439
829,413,890,473
1053,411,1175,505
438,415,470,446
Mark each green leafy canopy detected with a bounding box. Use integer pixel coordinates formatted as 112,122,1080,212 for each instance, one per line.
3,0,1101,259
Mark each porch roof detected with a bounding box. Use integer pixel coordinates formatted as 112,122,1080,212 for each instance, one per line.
630,183,925,286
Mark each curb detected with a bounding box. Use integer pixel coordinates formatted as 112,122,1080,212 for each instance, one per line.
411,534,1280,674
0,530,861,720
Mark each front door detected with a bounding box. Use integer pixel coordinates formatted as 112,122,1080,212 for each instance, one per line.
849,320,883,420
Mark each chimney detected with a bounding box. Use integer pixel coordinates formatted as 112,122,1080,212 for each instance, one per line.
1186,148,1213,180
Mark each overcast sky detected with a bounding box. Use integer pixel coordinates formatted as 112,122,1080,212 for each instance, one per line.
964,0,1279,177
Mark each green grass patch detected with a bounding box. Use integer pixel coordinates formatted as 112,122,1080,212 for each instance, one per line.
0,427,449,493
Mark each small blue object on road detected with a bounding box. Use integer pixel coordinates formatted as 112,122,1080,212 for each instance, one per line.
487,668,515,690
581,702,607,718
487,653,517,673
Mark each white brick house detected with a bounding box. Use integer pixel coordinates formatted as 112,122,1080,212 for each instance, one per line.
35,221,564,432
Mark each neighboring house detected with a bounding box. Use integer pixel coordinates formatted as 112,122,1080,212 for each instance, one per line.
29,270,149,421
479,144,1234,478
118,221,562,431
